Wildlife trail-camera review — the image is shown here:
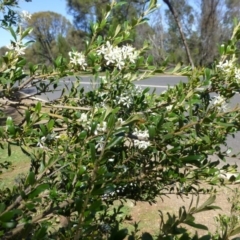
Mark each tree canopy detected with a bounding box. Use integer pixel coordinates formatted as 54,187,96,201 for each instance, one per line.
23,11,73,63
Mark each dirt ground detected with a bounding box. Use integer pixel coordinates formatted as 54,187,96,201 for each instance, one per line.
120,184,239,238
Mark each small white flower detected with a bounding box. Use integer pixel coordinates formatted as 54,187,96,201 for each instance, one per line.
7,41,26,56
166,105,173,111
115,58,125,69
135,86,143,94
209,95,228,112
235,68,240,80
21,10,32,20
37,142,44,148
95,137,105,151
96,42,138,69
108,158,114,162
216,60,233,73
94,121,107,135
14,44,26,55
134,139,150,150
132,128,149,139
100,76,107,84
80,113,88,122
118,95,132,108
226,149,232,155
96,45,106,55
117,118,123,124
69,51,87,70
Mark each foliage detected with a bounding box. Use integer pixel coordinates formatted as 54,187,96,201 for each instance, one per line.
66,0,150,31
22,11,73,64
0,0,240,239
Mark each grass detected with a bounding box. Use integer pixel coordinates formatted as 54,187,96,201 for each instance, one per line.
0,144,30,189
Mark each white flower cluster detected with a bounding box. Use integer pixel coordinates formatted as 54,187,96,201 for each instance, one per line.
112,85,145,109
117,94,132,108
234,67,240,81
132,128,150,150
133,139,150,150
96,41,138,69
209,95,228,112
69,51,87,70
7,41,26,56
166,105,173,111
216,60,240,82
133,128,149,139
216,60,233,73
94,121,107,135
95,137,105,151
79,113,88,122
21,10,32,20
37,133,58,148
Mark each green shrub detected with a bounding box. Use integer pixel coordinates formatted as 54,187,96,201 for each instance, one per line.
0,0,240,239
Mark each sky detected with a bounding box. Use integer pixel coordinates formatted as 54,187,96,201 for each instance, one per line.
0,0,73,47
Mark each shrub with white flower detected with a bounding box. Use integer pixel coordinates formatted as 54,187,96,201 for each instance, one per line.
3,1,240,239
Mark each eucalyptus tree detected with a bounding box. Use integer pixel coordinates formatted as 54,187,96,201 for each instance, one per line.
22,11,73,64
163,0,195,67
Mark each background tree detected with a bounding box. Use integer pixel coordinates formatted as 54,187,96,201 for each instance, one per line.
66,0,152,48
163,0,195,67
23,11,73,64
198,0,223,66
66,0,110,31
146,8,167,66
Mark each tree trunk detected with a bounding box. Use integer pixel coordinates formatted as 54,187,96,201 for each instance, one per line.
163,0,195,68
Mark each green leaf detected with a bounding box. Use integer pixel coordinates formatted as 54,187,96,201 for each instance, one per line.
8,27,17,41
54,56,63,68
25,110,31,124
7,143,11,157
194,195,221,214
0,203,6,214
25,202,36,211
0,209,21,222
6,117,13,126
89,142,96,161
40,124,47,135
148,125,156,139
78,166,86,175
25,171,36,186
113,24,121,38
1,221,16,228
79,130,87,140
109,228,128,240
230,226,240,237
20,27,32,40
47,119,55,131
184,220,208,230
141,232,154,240
180,155,205,163
107,114,116,129
28,183,50,199
106,136,123,150
35,102,42,113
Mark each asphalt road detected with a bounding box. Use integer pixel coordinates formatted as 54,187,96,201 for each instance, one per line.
22,75,240,170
